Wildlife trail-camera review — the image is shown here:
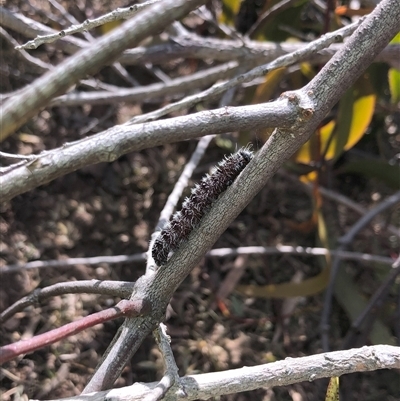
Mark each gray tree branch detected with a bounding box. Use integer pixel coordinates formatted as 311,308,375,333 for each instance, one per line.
0,0,207,140
0,246,394,275
0,101,294,203
2,8,398,68
0,280,135,324
0,20,362,202
39,345,400,401
15,0,163,50
82,0,400,393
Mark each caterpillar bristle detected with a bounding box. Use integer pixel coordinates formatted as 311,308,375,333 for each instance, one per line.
152,147,253,266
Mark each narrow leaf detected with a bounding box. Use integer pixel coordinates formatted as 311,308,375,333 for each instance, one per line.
325,377,340,401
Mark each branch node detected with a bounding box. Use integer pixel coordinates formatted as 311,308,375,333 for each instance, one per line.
301,108,314,120
29,288,41,306
334,34,343,42
117,299,152,317
309,373,317,381
281,91,300,105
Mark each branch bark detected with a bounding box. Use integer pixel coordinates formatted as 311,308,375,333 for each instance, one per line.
0,0,207,140
0,299,150,364
2,8,398,68
38,345,400,401
0,280,135,323
81,0,400,393
0,101,294,203
0,19,362,202
0,247,394,275
15,0,163,50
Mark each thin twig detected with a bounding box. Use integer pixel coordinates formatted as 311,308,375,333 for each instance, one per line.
0,26,52,74
46,0,140,87
0,8,87,54
0,151,37,161
339,192,400,245
317,186,400,238
16,0,163,50
194,6,245,41
144,324,185,401
128,19,362,125
278,170,400,238
342,258,400,348
146,90,240,401
82,0,400,390
32,345,400,401
320,191,400,351
0,299,150,364
279,170,400,238
49,61,240,107
1,246,393,273
1,253,146,273
1,100,294,202
247,0,299,38
0,280,136,323
5,8,399,68
1,0,208,141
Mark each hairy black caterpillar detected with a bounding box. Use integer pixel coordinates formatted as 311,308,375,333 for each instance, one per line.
152,148,253,266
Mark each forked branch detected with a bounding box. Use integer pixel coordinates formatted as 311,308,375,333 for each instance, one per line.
39,345,400,401
83,0,400,392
